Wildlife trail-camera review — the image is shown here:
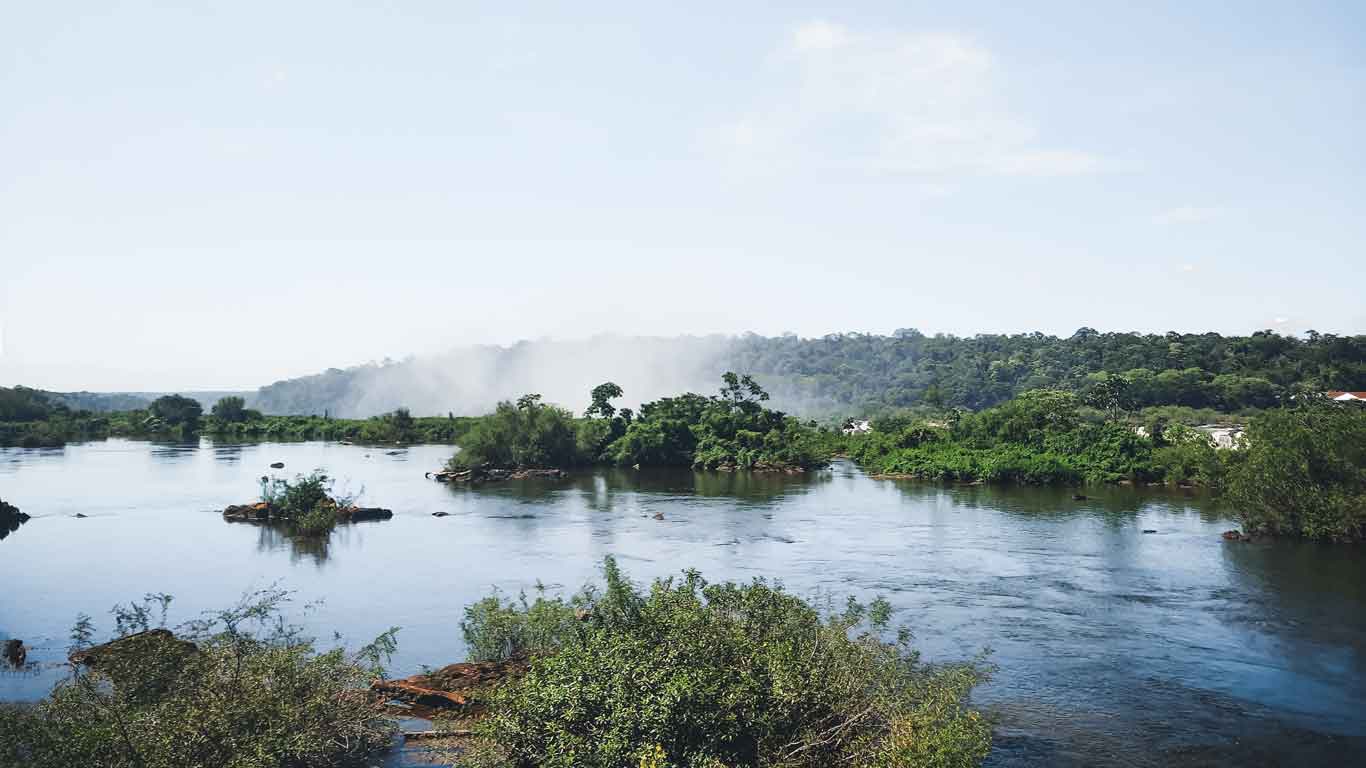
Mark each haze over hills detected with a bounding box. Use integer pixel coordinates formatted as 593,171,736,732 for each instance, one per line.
245,329,1366,419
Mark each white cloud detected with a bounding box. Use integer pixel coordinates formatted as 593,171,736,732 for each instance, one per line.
721,21,1103,177
791,20,851,52
1156,206,1223,224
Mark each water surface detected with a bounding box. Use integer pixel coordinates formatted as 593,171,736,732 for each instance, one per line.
2,439,1363,766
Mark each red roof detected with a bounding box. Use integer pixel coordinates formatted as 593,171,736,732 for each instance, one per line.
1325,391,1366,399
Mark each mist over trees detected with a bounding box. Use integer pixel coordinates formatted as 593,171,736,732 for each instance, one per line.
245,330,1366,418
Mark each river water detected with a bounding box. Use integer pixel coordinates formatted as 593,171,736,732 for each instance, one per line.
1,439,1363,766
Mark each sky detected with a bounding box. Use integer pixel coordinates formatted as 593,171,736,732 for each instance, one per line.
2,1,1363,391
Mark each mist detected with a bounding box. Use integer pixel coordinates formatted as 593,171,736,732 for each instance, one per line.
249,335,743,418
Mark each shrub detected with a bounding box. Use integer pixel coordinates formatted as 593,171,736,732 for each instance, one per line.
259,471,349,536
0,590,398,768
450,395,585,470
467,559,991,768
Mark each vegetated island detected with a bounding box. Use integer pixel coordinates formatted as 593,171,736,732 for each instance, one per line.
842,390,1365,542
0,558,992,768
438,373,836,480
0,388,476,448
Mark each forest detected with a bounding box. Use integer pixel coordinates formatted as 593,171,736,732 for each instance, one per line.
731,328,1366,414
236,329,1366,419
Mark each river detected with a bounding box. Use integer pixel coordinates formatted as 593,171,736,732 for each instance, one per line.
1,439,1363,766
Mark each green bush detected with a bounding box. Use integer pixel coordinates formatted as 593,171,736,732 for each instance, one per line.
467,559,990,768
0,590,398,768
450,394,585,470
1228,400,1365,541
259,471,347,536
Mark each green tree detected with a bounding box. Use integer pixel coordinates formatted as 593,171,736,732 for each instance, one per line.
1228,399,1365,541
149,395,203,428
584,382,624,419
209,396,249,423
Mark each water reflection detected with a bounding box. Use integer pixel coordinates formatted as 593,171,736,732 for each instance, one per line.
212,443,247,464
232,518,384,566
148,441,201,461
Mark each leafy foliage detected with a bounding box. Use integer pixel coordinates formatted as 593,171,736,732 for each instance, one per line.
0,589,397,768
258,471,354,536
603,375,832,470
208,395,256,423
848,389,1230,486
449,394,583,470
148,394,203,428
1227,399,1366,541
466,558,991,768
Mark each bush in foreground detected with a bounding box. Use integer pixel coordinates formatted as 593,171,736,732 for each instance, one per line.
0,590,398,768
463,558,991,768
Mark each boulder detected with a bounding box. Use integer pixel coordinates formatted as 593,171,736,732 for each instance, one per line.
338,506,393,522
70,629,197,667
223,501,273,521
1221,530,1247,541
270,462,285,469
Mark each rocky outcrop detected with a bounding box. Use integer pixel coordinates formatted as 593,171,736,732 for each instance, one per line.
0,499,30,541
337,506,393,522
427,467,567,483
372,657,528,717
222,499,393,524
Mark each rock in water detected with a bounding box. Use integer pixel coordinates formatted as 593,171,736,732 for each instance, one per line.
270,462,285,469
0,499,30,540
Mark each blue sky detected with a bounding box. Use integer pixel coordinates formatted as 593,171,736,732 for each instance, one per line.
2,1,1363,390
